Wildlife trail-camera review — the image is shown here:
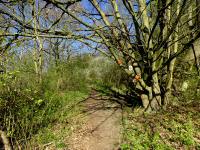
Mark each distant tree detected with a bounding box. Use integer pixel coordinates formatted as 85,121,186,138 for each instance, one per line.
0,0,77,82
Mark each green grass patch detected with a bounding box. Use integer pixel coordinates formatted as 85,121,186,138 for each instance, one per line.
121,103,200,150
29,91,88,149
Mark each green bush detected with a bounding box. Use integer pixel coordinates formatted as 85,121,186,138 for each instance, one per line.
0,54,128,148
85,56,128,88
0,55,105,144
0,69,89,147
0,70,43,141
174,60,200,102
43,55,92,92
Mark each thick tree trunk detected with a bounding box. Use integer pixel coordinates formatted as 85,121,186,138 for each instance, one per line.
137,0,162,111
140,85,162,112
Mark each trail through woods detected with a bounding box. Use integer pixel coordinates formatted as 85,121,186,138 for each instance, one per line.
68,91,122,150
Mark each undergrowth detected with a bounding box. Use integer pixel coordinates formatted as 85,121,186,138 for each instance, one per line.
0,54,126,149
121,102,200,150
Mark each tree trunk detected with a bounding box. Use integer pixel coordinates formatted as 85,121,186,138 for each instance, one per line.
164,0,180,106
196,0,200,26
138,0,162,111
33,0,43,83
0,130,12,150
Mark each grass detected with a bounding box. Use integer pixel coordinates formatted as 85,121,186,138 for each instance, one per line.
121,101,200,150
28,91,88,149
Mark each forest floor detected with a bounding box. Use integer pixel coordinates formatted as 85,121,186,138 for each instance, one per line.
67,90,122,150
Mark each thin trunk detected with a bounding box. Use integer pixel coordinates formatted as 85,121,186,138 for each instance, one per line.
33,1,43,83
165,3,171,59
188,4,193,27
196,0,200,26
164,0,180,106
163,0,171,106
138,0,150,44
33,46,39,75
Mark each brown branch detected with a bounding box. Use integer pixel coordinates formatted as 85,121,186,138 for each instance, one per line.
192,44,200,76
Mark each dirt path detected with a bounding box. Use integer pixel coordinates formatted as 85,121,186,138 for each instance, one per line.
68,91,122,150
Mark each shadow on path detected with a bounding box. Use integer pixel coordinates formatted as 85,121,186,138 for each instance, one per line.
68,90,123,150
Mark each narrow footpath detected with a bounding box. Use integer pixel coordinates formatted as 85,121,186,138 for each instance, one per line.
68,91,122,150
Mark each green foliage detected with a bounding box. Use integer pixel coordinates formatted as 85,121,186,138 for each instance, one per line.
43,55,92,92
0,70,88,147
0,70,42,140
174,61,200,102
0,55,91,147
121,105,200,150
85,56,128,90
0,54,125,148
31,91,86,148
168,117,195,146
121,123,173,150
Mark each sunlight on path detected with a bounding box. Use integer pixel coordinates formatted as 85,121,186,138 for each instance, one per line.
68,93,122,150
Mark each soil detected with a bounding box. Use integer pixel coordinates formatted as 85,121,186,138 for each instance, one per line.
68,91,122,150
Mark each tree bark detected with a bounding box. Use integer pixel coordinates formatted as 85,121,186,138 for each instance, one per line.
0,130,12,150
164,0,180,106
138,0,162,110
33,0,43,83
196,0,200,26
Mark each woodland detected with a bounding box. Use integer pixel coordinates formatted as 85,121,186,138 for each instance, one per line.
0,0,200,149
